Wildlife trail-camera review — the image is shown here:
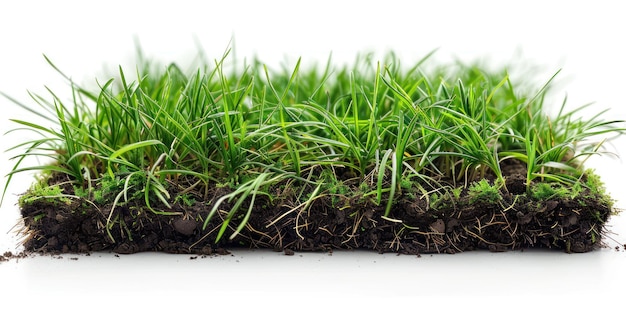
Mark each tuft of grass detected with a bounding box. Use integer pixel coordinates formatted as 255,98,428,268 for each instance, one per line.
2,49,624,242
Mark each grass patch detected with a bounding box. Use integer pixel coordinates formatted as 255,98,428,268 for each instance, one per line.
2,49,624,253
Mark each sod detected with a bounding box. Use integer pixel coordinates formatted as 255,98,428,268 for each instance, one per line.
2,50,623,255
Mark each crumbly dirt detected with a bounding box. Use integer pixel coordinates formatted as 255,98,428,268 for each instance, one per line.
0,250,32,263
15,163,616,255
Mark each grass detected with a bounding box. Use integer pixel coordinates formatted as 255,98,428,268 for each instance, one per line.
2,49,624,243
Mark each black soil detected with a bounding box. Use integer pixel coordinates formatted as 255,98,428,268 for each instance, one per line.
16,163,614,255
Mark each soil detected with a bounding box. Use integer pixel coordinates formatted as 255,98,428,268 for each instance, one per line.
14,162,616,255
0,250,31,263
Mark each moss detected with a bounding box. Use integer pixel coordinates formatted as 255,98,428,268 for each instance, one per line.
19,181,71,207
531,183,571,200
175,193,197,206
468,179,502,204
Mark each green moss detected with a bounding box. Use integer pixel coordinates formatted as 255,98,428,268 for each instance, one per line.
429,192,443,210
175,193,197,206
19,182,71,207
531,183,571,200
428,186,463,210
582,170,615,208
400,177,413,190
452,187,463,200
73,185,90,199
468,179,502,204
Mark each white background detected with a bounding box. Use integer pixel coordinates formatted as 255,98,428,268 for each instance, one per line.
1,0,625,318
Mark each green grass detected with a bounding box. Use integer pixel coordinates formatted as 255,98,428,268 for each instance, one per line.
2,49,624,242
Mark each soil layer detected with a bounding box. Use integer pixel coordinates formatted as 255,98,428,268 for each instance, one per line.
17,164,615,255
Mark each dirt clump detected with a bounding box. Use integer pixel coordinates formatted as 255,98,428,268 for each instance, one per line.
17,175,613,256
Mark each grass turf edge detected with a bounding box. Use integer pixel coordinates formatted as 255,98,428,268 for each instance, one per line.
3,50,624,255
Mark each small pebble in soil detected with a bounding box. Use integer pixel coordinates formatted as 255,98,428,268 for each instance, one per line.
173,218,197,236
